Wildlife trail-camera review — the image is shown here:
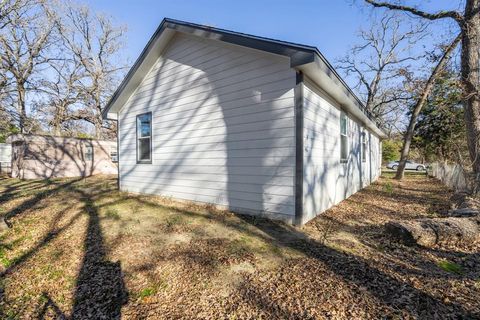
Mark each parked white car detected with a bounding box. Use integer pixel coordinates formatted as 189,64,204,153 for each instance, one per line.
387,160,426,171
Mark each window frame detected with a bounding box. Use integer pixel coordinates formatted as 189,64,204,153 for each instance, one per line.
340,112,348,163
361,131,367,163
110,145,118,163
84,144,93,162
136,112,152,164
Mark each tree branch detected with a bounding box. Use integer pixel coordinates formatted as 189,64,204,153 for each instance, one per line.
364,0,463,23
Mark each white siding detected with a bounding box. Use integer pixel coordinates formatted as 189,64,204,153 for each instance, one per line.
118,33,297,220
302,77,381,223
0,143,11,163
0,143,11,173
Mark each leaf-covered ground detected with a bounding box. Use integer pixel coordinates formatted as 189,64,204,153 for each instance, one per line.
0,173,478,319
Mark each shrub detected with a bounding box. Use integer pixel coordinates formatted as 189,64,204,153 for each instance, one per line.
384,182,394,195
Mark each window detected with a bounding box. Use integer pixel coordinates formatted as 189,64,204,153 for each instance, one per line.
110,146,118,163
340,112,348,162
84,145,93,161
361,131,367,162
137,112,152,163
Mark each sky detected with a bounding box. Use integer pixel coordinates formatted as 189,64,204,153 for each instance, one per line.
83,0,461,70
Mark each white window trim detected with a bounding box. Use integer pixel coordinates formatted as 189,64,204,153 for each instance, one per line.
362,131,367,163
84,145,93,162
136,112,152,164
340,112,348,163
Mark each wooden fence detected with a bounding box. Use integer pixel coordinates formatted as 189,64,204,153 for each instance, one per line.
428,162,472,193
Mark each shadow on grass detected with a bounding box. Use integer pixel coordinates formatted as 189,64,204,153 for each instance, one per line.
0,177,127,319
70,187,128,319
37,293,67,319
1,178,81,228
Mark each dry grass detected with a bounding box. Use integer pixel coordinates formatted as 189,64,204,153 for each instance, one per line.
0,173,478,319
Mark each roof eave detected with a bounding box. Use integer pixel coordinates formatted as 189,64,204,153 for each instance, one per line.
103,18,174,120
297,55,387,139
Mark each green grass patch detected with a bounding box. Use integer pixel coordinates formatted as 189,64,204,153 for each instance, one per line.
383,182,394,195
138,287,156,298
437,260,463,274
165,214,187,228
0,247,12,268
41,264,65,280
105,208,121,220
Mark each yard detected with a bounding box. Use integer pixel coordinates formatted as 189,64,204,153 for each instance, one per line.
0,173,478,319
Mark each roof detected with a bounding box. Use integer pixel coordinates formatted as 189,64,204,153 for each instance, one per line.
103,18,386,138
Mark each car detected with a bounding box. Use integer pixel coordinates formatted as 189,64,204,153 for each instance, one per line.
386,160,426,171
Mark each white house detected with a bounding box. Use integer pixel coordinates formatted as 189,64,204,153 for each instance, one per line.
103,18,386,225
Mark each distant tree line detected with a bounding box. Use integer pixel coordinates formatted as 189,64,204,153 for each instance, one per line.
0,0,127,141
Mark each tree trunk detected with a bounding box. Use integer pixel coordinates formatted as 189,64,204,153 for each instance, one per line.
17,83,26,133
51,102,68,136
94,108,102,139
461,0,480,193
395,34,461,179
386,216,480,247
51,114,61,136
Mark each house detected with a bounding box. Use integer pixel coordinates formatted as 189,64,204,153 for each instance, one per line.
7,134,118,179
0,143,12,174
103,18,386,225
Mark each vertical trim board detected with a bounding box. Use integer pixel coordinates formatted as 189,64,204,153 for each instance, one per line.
294,71,304,225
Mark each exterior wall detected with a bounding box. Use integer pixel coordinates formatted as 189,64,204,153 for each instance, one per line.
302,77,381,223
0,143,12,173
118,33,297,221
9,135,117,179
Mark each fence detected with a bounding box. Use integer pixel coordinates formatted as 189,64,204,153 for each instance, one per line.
0,143,11,175
428,162,472,193
0,162,11,174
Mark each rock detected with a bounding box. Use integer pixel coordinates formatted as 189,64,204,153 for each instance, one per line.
386,217,480,247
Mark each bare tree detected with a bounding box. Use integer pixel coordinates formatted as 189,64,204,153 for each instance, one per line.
0,0,30,29
337,13,426,132
0,0,30,129
41,57,84,135
396,35,461,179
364,0,480,189
57,3,126,139
0,0,57,133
